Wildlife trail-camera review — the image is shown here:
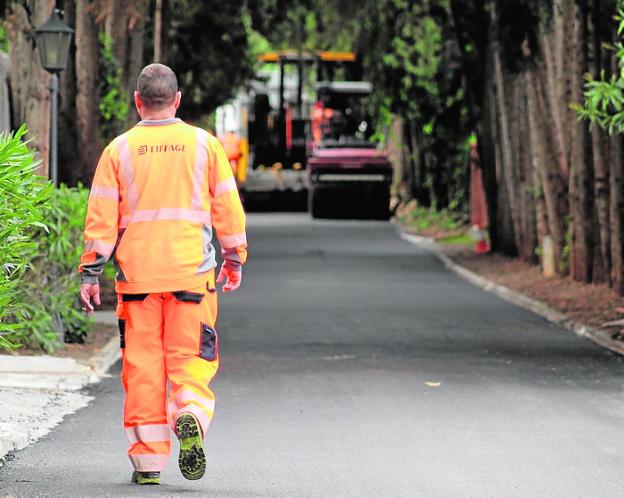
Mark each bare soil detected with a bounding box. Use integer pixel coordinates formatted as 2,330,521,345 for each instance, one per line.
1,323,117,361
53,324,118,361
450,247,624,328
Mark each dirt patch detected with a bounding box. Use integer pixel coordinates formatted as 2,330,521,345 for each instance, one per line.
452,249,624,328
53,323,118,362
1,323,117,361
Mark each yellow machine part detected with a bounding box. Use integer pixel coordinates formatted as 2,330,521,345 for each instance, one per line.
257,50,356,63
237,138,248,185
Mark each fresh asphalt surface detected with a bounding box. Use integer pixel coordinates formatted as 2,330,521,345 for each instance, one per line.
1,213,624,497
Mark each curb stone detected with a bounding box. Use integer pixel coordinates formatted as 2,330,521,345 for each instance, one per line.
0,311,121,464
399,230,624,357
83,311,120,378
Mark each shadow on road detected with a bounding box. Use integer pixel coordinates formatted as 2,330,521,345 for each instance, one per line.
243,193,307,213
243,193,391,220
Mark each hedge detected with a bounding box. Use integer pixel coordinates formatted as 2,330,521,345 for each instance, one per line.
0,126,92,352
23,185,92,350
0,126,52,349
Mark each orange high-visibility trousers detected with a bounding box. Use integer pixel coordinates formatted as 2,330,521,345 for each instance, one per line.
118,272,219,472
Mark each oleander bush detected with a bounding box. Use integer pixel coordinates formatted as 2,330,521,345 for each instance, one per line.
22,184,92,350
0,126,52,349
0,127,92,352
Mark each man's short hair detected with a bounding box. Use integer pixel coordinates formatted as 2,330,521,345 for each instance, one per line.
136,63,178,109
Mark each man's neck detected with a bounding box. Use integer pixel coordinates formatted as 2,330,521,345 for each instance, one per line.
140,109,177,121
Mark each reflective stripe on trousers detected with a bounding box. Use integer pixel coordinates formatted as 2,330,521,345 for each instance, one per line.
118,271,219,471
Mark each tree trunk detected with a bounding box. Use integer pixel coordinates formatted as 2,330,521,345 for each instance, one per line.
489,76,517,255
511,74,535,261
387,116,406,201
609,134,624,293
539,22,569,179
75,0,101,184
490,1,521,252
58,2,79,185
567,0,592,282
106,0,131,90
126,0,147,124
154,0,163,62
479,60,500,252
526,64,567,269
590,126,610,283
587,0,610,283
5,1,55,177
532,152,549,272
406,120,430,206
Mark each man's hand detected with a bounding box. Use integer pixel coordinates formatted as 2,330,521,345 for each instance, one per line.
80,283,101,315
216,265,242,292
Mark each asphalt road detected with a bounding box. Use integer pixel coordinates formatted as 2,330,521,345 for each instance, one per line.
2,213,624,497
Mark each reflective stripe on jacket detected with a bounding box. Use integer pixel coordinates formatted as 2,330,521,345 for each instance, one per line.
79,118,247,294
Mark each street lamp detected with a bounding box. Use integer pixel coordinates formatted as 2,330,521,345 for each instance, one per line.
34,9,74,187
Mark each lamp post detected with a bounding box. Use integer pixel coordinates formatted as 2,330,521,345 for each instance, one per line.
34,9,73,187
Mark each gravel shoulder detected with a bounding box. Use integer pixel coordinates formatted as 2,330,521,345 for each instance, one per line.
0,312,119,464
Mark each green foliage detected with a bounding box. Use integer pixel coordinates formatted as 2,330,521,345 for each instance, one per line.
99,33,129,143
378,7,443,119
0,24,9,52
103,262,117,282
166,0,255,120
574,2,624,134
525,183,543,200
245,14,273,59
397,205,462,233
0,126,52,350
359,0,472,212
20,185,92,351
247,0,362,51
438,233,474,246
0,126,91,352
361,1,450,126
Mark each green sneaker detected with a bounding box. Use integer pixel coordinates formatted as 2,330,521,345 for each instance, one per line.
131,471,161,485
175,413,206,480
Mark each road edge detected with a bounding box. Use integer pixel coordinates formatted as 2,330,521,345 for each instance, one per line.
0,312,121,465
399,230,624,356
81,311,121,378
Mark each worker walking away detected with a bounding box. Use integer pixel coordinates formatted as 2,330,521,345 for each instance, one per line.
78,63,247,486
218,129,242,178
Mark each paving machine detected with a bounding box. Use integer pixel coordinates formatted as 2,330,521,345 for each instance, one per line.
307,81,393,219
217,50,358,204
216,50,392,217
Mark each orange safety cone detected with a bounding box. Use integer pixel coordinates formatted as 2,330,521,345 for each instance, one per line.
471,224,490,254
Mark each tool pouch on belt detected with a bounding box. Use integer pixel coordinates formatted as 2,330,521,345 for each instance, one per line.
200,324,218,361
172,288,218,362
116,295,127,349
172,290,205,303
116,293,149,348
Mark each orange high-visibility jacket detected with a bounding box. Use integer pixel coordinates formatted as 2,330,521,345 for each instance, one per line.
79,118,247,294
